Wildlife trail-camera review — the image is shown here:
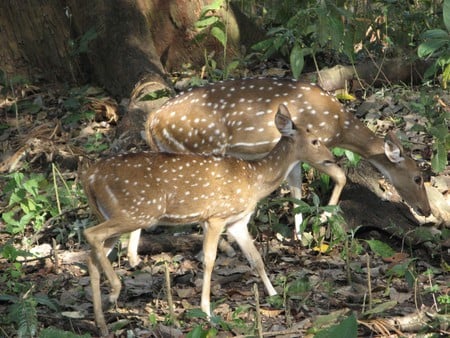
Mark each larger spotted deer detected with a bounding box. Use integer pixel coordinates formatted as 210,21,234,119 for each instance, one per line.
83,104,336,335
145,77,430,216
131,78,432,265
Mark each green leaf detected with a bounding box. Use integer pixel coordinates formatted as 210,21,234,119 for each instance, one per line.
386,258,416,278
9,297,38,338
224,60,239,78
39,327,92,338
185,308,209,319
293,200,314,214
314,313,358,338
429,124,449,140
0,294,19,302
272,222,292,239
421,29,450,40
35,295,59,311
195,16,219,29
444,0,450,33
251,38,274,52
290,44,305,79
3,211,20,227
287,277,311,296
200,0,223,17
365,239,395,258
332,147,346,156
418,38,449,58
363,300,397,316
344,150,361,166
211,26,226,47
431,142,448,173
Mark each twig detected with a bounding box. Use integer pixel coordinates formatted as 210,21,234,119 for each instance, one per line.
51,238,61,273
253,283,263,338
164,262,178,327
345,237,352,285
234,327,304,338
366,253,372,310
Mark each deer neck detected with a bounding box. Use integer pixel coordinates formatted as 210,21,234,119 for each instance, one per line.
251,137,299,198
337,128,395,180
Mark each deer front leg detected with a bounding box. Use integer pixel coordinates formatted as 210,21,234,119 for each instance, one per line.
308,161,346,222
227,214,277,297
127,229,142,267
312,162,346,206
200,218,226,317
286,163,303,236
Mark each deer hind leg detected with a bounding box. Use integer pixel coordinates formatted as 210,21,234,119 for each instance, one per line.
86,252,109,336
200,218,226,316
226,214,277,297
85,233,120,336
286,163,303,237
84,218,146,332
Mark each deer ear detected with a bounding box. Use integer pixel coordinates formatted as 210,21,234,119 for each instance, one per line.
384,131,405,163
275,104,295,136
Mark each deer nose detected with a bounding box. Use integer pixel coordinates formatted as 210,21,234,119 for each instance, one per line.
416,206,431,217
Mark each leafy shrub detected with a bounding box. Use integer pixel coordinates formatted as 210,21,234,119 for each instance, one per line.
418,0,450,88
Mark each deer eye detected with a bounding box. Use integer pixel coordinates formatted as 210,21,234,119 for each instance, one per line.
312,139,319,146
414,176,423,185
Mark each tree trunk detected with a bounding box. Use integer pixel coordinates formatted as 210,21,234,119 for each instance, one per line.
0,0,258,97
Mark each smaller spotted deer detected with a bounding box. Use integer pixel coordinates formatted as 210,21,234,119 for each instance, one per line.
83,104,335,335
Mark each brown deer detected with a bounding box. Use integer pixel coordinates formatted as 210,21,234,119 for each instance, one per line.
145,77,431,218
124,77,432,268
83,104,336,335
131,77,432,268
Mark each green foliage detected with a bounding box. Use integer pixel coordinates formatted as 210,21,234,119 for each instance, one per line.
0,292,59,338
254,189,345,248
39,328,91,338
83,132,108,153
2,167,81,236
2,172,57,235
365,239,395,258
68,27,98,57
62,86,97,124
251,1,358,77
195,0,240,80
366,239,417,288
293,193,347,248
332,147,361,167
138,88,172,101
186,324,218,338
185,306,254,337
313,313,358,338
408,91,450,173
423,268,449,314
418,0,450,88
8,295,38,338
286,276,311,296
196,0,227,47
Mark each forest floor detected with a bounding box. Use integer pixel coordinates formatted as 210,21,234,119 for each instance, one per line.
0,75,449,337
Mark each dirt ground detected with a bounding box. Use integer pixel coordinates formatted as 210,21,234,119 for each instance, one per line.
0,79,449,337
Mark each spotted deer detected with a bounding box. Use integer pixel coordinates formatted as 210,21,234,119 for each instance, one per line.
144,77,431,216
124,77,432,268
83,104,336,335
